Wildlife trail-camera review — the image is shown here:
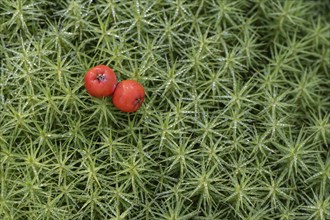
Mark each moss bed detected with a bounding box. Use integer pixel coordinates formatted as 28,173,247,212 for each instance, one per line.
0,0,329,219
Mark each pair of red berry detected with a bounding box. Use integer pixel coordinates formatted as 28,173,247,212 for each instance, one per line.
84,65,145,113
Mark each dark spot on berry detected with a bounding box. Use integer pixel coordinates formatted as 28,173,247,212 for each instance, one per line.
96,74,106,82
135,98,142,105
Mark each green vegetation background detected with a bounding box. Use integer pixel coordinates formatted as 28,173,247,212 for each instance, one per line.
0,0,329,219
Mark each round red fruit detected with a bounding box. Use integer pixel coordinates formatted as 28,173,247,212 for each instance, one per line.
84,65,117,98
112,80,145,113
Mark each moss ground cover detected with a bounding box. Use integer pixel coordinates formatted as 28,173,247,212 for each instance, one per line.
0,0,329,219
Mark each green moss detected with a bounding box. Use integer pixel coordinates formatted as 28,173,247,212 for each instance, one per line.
0,0,329,219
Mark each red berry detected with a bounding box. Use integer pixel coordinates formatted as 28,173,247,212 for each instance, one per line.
112,80,145,113
84,65,117,98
